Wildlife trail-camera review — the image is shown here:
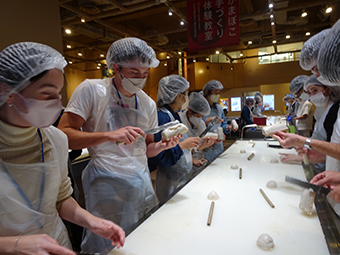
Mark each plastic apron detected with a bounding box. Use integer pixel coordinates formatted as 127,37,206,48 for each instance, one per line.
81,80,158,254
203,105,225,162
155,107,192,203
0,129,71,249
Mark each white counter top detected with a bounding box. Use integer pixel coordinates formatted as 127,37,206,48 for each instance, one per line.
111,140,328,255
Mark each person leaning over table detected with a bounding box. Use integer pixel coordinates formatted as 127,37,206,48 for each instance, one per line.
279,75,340,174
202,80,238,162
58,38,181,254
0,42,124,255
180,92,215,169
148,75,201,203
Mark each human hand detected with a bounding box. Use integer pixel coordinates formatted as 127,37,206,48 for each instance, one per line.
15,234,76,255
328,185,340,203
279,153,302,163
230,124,238,132
193,158,207,167
310,171,340,188
160,134,182,150
271,131,305,149
180,137,201,150
89,218,125,249
198,137,215,150
296,148,326,163
107,126,145,145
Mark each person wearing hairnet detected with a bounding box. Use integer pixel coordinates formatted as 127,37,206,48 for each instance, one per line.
240,97,255,127
180,92,215,168
148,75,201,203
299,28,330,77
0,42,125,255
289,75,313,137
58,38,179,253
252,92,269,117
202,80,238,162
280,75,340,173
282,95,295,122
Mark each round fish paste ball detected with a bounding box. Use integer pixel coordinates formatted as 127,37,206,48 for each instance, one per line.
270,158,279,164
231,164,239,169
266,180,277,189
240,149,246,154
257,233,274,250
207,190,219,200
249,140,254,143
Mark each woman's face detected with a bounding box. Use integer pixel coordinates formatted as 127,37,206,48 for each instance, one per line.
306,84,327,97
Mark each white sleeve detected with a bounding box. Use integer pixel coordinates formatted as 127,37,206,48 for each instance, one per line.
64,79,94,121
302,102,312,116
148,98,158,129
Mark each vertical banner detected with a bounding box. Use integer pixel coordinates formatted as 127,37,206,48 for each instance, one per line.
187,0,239,52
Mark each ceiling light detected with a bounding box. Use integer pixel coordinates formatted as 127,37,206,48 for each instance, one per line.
193,59,196,62
65,29,71,34
301,11,307,17
97,63,101,66
66,44,71,49
248,41,252,45
269,3,273,8
178,51,182,55
164,63,167,66
180,21,184,26
326,7,332,13
168,10,173,16
167,55,170,59
68,60,73,64
97,66,100,69
100,53,104,57
286,35,291,39
272,40,277,44
271,22,275,25
216,51,220,54
306,31,311,36
81,18,86,23
78,52,82,56
206,57,209,61
240,53,243,57
270,14,274,18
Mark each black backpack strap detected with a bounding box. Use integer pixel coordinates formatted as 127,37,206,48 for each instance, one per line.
324,103,340,142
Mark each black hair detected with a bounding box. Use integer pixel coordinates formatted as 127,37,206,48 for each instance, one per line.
29,70,48,82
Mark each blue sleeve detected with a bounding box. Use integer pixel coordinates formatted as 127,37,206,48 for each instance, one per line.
148,110,183,168
220,108,231,135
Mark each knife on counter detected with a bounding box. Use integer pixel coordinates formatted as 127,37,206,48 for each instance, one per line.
285,176,332,196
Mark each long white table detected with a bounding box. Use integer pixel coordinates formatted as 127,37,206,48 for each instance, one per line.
111,140,329,255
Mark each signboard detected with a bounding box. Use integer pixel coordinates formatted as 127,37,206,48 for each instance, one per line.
187,0,239,52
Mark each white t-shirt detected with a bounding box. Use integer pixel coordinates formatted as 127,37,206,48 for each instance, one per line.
296,100,313,131
180,109,206,137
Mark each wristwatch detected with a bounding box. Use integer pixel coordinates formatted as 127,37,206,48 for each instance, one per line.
304,138,312,150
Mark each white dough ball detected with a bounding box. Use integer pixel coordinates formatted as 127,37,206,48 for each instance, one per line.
266,180,277,189
231,164,239,169
207,190,219,200
240,149,246,154
249,140,254,143
257,233,274,250
270,158,279,164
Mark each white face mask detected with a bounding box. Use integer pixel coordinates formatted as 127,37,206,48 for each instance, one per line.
12,93,62,128
181,94,189,110
299,91,309,101
310,91,329,107
189,115,201,127
210,94,220,103
120,72,147,94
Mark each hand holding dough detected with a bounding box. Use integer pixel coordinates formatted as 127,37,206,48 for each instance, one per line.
161,123,188,141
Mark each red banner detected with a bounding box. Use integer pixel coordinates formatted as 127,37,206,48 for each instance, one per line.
187,0,239,52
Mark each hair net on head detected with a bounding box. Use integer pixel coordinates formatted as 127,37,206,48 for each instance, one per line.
202,80,224,97
304,75,324,91
317,19,340,86
106,37,159,69
282,95,294,102
157,75,189,107
0,42,67,107
289,75,309,94
254,95,262,103
188,92,210,115
254,92,262,98
245,98,255,105
299,29,331,71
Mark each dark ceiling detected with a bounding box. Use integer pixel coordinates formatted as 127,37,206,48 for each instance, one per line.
60,0,339,66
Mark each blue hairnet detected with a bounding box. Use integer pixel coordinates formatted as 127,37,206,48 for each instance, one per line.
289,75,309,94
106,37,159,69
304,75,323,91
157,75,189,107
202,80,224,97
299,29,330,71
0,42,67,107
188,92,210,115
318,19,340,86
